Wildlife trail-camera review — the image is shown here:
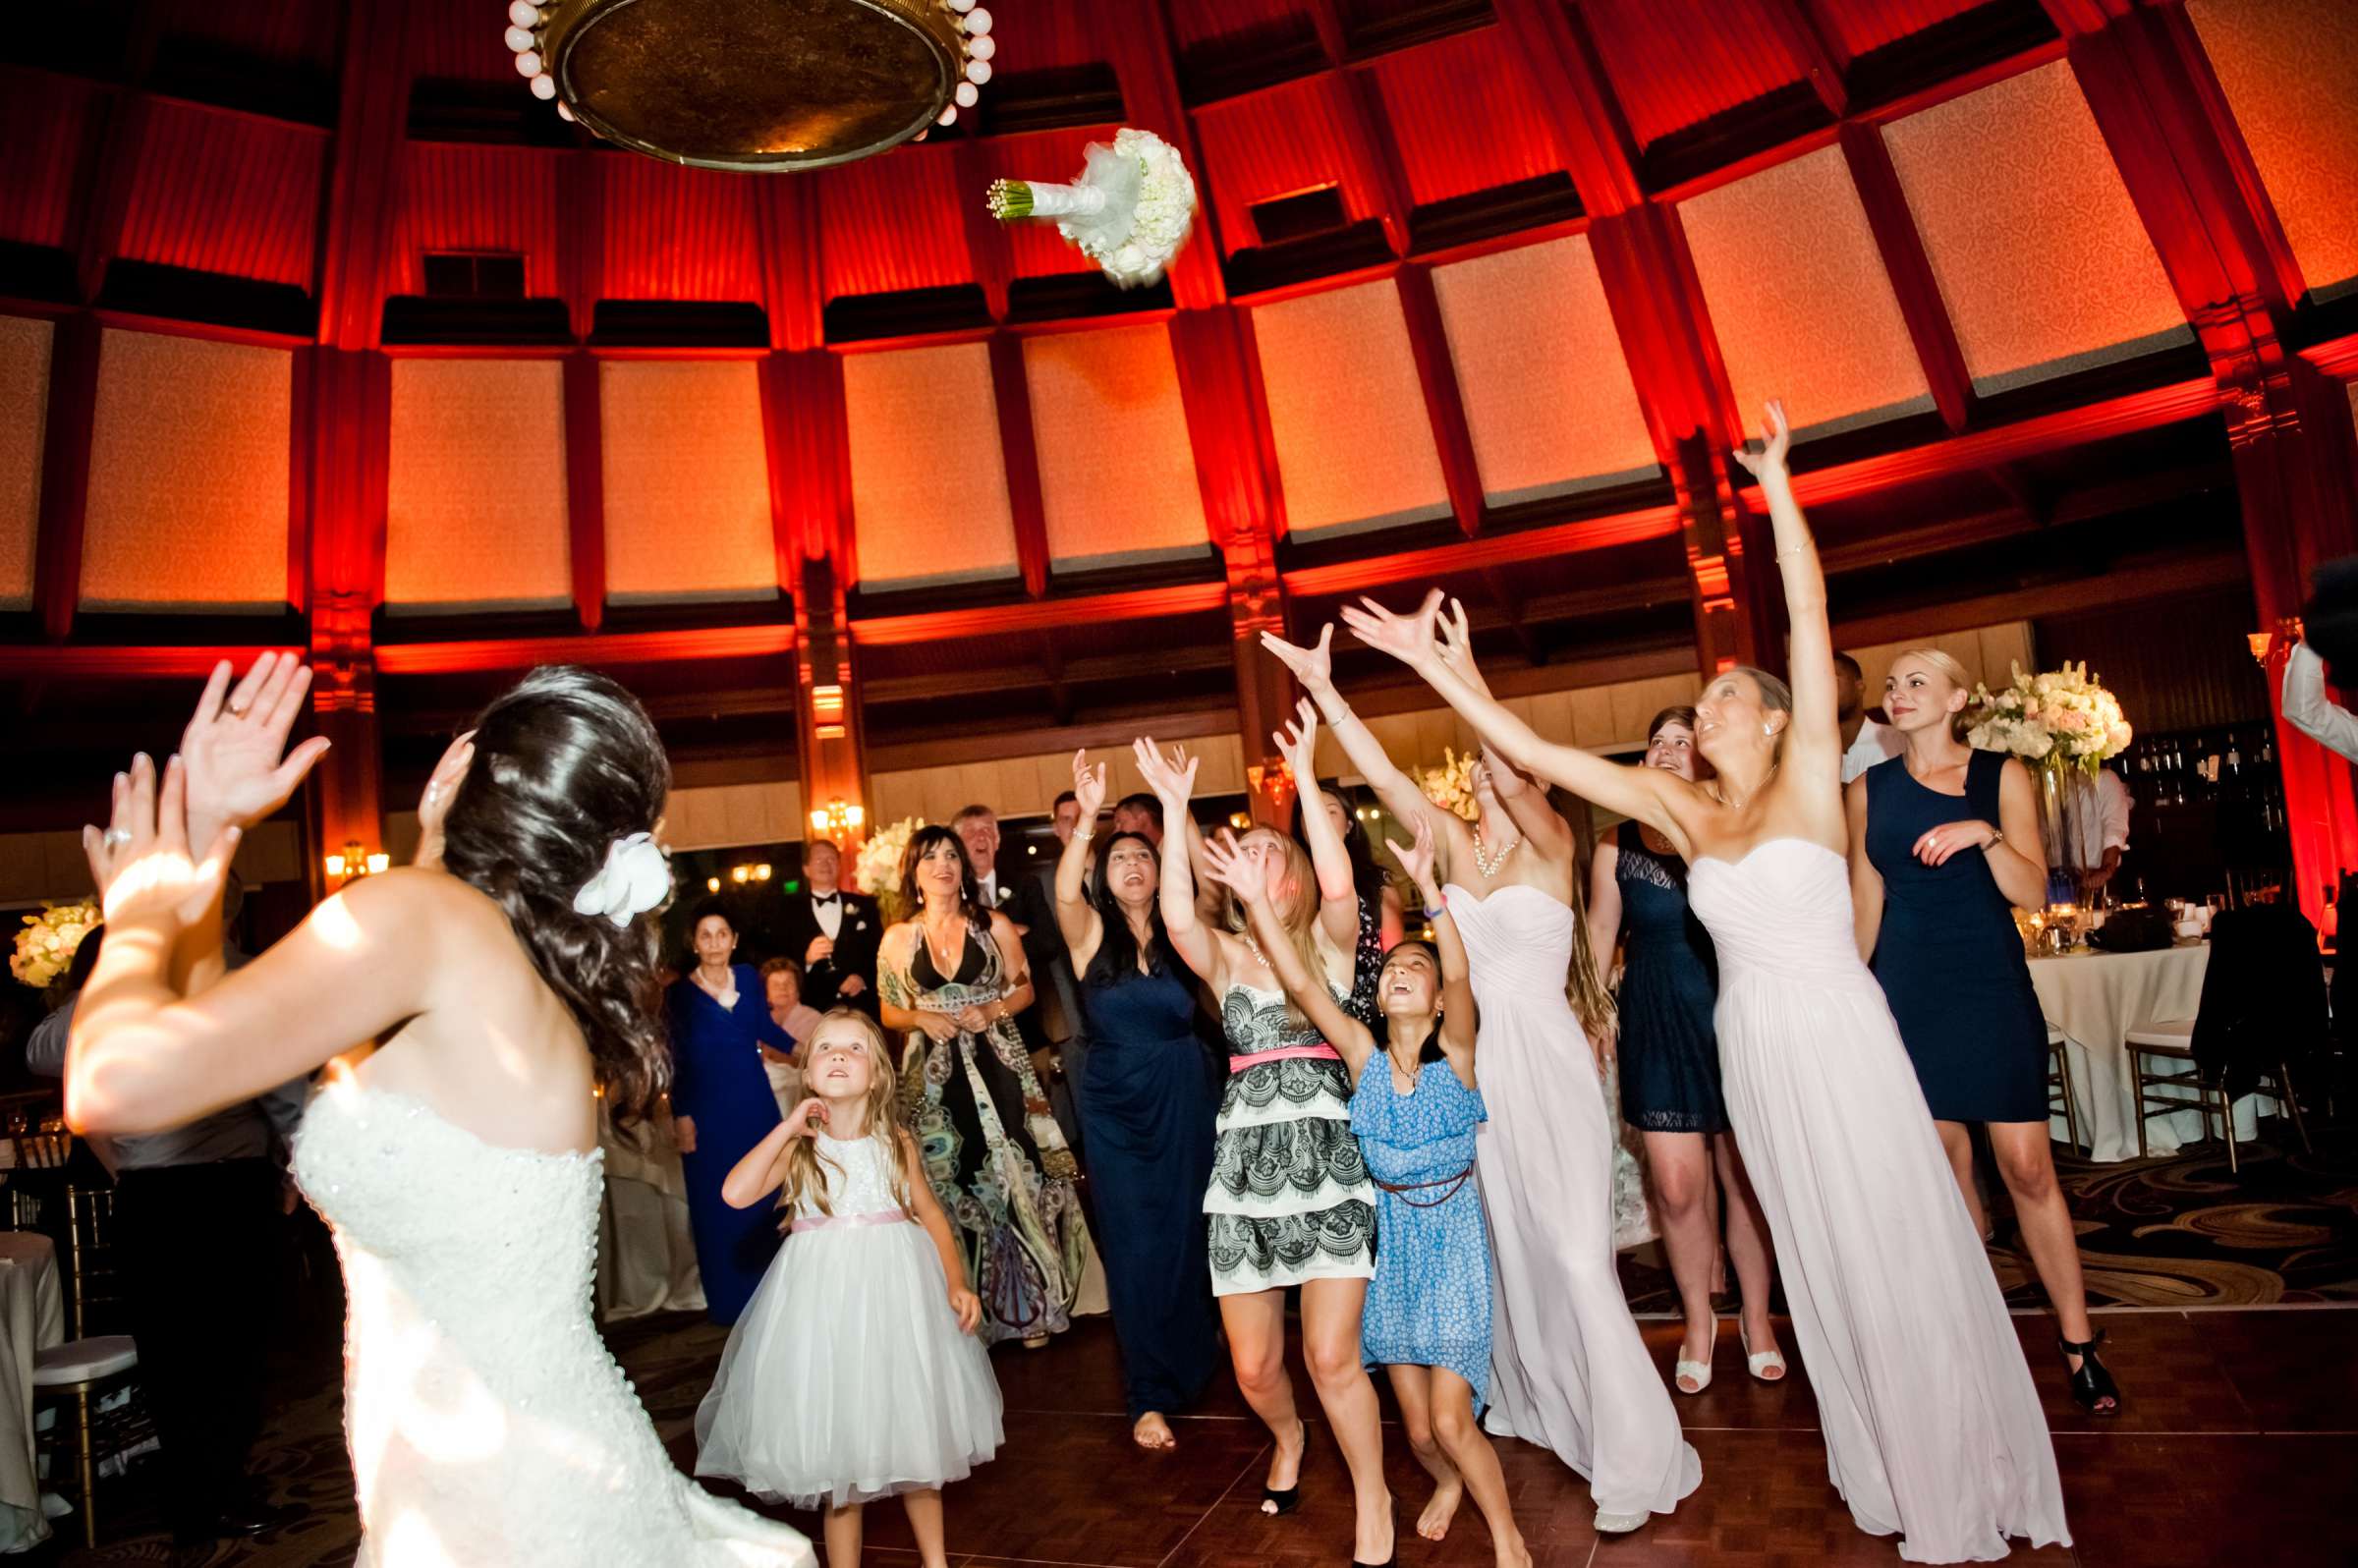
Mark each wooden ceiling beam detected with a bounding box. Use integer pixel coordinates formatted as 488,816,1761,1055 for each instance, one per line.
851,580,1232,646
1765,0,1850,120
1838,120,1975,433
1282,503,1684,598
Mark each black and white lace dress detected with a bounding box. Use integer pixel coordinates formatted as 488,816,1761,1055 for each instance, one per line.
1203,900,1380,1296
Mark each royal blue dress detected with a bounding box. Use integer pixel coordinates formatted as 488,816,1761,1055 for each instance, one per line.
1349,1054,1490,1401
1865,750,2049,1124
1077,956,1220,1422
667,966,791,1324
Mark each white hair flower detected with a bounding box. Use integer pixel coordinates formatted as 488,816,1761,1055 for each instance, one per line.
572,832,671,928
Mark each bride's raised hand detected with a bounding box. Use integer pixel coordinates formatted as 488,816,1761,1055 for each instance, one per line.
1433,595,1492,699
1729,398,1791,481
1198,829,1268,906
1272,699,1320,788
1385,813,1439,901
180,651,332,855
1131,736,1198,806
1071,749,1109,821
1259,623,1335,694
84,752,239,930
413,730,477,868
1340,588,1444,670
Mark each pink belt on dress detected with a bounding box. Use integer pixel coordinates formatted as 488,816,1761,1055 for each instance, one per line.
787,1209,914,1234
1227,1043,1341,1074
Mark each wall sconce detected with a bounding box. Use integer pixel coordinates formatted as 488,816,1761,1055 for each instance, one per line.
1228,812,1252,830
706,875,721,892
725,862,773,886
2250,618,2303,665
809,798,866,839
324,840,389,884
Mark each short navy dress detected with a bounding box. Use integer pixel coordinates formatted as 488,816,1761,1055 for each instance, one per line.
1612,821,1728,1134
1864,750,2049,1123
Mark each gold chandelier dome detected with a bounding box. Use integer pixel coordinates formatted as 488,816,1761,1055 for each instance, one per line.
516,0,993,172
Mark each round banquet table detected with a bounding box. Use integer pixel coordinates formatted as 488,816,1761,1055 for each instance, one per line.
0,1229,65,1553
2029,941,2282,1162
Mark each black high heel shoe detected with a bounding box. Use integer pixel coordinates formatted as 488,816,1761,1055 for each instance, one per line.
2057,1329,2121,1415
1260,1419,1306,1516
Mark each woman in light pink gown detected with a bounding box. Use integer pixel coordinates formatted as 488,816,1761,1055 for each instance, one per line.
1261,626,1699,1537
1342,401,2069,1563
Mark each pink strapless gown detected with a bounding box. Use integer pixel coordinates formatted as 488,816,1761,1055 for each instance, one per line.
1447,883,1701,1521
1688,839,2069,1563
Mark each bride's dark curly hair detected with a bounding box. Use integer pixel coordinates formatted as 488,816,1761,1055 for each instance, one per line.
436,665,672,1124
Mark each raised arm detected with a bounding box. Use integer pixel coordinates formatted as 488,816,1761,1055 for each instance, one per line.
1730,400,1839,796
1262,624,1464,864
1387,819,1476,1083
720,1098,820,1207
1342,589,1691,851
2282,639,2358,762
1844,775,1884,963
1135,738,1219,982
1482,748,1574,866
1271,698,1361,950
1054,750,1108,968
1201,831,1374,1073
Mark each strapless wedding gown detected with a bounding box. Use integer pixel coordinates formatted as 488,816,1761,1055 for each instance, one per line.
1688,840,2069,1563
1447,883,1700,1521
293,1078,814,1567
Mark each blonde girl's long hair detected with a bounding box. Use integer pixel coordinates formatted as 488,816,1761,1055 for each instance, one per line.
779,1007,916,1218
1225,829,1329,1026
1544,786,1620,1042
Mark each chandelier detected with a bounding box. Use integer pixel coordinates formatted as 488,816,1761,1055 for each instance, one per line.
501,0,1000,171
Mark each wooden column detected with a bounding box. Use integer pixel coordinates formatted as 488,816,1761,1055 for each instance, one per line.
2055,3,2358,927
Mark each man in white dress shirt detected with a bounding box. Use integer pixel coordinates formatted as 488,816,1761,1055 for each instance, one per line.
1837,651,1905,783
2051,766,2134,891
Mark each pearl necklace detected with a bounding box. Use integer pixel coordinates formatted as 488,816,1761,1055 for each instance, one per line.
1471,826,1520,877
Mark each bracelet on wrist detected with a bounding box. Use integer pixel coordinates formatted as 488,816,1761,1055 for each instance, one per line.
1422,895,1447,921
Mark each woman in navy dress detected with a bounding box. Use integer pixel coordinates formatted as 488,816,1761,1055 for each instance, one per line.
1846,647,2118,1413
668,903,790,1325
1587,707,1782,1394
1053,753,1220,1451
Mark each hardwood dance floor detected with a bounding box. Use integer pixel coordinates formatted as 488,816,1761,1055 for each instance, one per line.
50,1304,2358,1567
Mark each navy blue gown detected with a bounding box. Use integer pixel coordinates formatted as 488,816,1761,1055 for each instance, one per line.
1864,750,2049,1123
667,966,791,1324
1612,820,1728,1134
1077,954,1220,1422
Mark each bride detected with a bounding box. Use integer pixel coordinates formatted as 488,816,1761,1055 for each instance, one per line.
1342,401,2068,1563
67,655,813,1567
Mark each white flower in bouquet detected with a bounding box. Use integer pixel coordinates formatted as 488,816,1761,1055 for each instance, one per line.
11,898,99,989
1416,747,1482,823
1967,661,2131,775
985,127,1199,288
853,817,924,925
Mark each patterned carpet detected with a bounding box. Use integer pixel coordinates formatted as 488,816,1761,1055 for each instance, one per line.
36,1120,2358,1565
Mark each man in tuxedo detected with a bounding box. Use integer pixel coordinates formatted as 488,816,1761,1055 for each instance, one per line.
779,837,881,1020
954,804,1064,1064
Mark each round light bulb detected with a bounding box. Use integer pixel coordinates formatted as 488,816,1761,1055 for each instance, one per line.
556,99,575,121
505,25,534,50
954,81,979,107
509,0,539,25
531,74,556,99
914,129,929,140
965,59,991,84
937,103,959,126
949,0,975,11
967,33,995,60
516,50,542,76
964,8,992,35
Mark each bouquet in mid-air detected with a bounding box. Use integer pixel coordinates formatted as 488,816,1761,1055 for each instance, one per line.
986,127,1199,288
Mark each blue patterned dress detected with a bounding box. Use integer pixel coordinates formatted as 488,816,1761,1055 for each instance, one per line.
1349,1055,1490,1401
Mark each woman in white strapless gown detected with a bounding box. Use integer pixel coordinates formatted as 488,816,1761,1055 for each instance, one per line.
1258,627,1698,1536
1342,401,2069,1563
66,658,813,1568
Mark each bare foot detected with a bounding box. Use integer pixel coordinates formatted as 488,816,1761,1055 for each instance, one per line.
1492,1536,1534,1568
1353,1488,1395,1566
1417,1477,1463,1540
1261,1418,1306,1513
1133,1412,1176,1451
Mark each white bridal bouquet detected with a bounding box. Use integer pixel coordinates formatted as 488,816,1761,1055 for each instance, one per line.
1416,747,1482,822
11,898,99,990
1968,660,2132,775
986,127,1199,288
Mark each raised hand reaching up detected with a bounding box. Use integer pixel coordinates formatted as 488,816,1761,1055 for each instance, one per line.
1131,736,1198,807
1433,596,1492,700
1197,829,1268,908
1385,813,1440,909
180,651,333,856
1272,698,1320,791
84,752,239,931
1340,588,1444,670
1071,748,1109,821
1729,397,1791,481
1259,623,1336,695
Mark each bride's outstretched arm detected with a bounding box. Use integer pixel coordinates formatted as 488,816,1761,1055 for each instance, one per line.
1731,400,1839,795
1342,589,1689,850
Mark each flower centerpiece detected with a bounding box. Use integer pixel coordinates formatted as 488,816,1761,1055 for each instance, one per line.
853,817,924,927
1415,747,1482,823
1968,661,2132,905
11,898,99,993
985,127,1198,288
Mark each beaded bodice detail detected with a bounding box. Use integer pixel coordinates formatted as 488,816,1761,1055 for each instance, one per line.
798,1132,905,1222
1220,979,1324,1053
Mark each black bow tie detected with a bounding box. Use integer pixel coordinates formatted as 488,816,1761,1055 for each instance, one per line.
813,893,839,906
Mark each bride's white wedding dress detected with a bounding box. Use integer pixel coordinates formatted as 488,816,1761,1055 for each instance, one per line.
1688,839,2068,1563
293,1077,814,1567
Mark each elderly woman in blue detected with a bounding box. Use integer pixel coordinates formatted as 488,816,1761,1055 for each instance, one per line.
669,902,793,1324
1205,820,1529,1568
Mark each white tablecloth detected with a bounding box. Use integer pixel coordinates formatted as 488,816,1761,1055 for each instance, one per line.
2030,942,2281,1162
0,1230,64,1553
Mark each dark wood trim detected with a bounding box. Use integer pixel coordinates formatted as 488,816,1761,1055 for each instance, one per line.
987,332,1051,599
1838,121,1975,433
1281,503,1683,596
1767,0,1849,118
1393,262,1486,537
32,312,101,643
1830,549,2247,647
852,582,1233,646
562,350,605,631
372,623,797,676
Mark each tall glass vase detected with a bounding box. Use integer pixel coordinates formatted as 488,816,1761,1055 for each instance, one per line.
2034,761,2099,909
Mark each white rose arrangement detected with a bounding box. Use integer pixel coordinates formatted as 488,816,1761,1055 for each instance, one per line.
986,127,1199,288
1415,748,1482,823
853,817,924,927
1967,660,2132,775
11,898,99,990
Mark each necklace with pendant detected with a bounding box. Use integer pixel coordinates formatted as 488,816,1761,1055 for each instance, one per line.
1472,826,1520,877
1712,765,1778,813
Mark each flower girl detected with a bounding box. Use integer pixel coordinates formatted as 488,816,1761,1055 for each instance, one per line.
1201,820,1531,1568
695,1008,1003,1568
